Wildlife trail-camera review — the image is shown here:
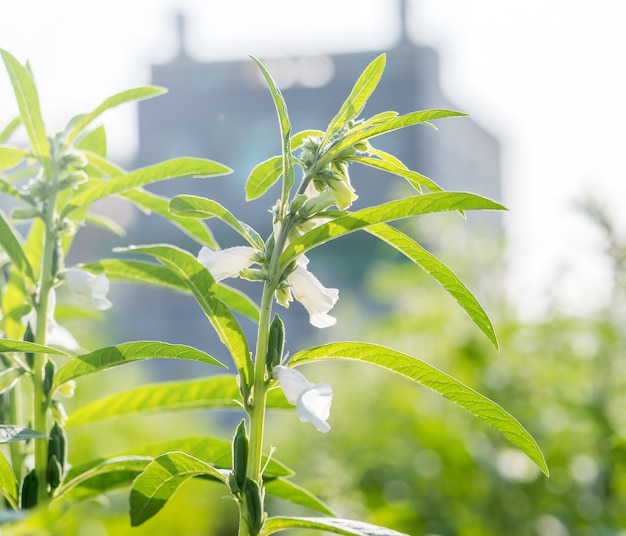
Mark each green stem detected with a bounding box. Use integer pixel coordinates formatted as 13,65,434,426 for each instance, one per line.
32,151,60,505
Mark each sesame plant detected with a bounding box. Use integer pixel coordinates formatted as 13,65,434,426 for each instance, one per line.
0,49,548,535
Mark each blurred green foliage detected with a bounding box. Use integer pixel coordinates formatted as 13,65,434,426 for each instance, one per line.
266,210,626,536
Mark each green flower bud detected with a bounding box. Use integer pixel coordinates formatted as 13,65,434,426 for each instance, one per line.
43,359,55,398
11,206,41,221
20,469,39,509
58,170,88,190
60,149,88,170
243,477,264,535
47,455,62,490
48,421,67,472
266,314,284,375
232,419,248,494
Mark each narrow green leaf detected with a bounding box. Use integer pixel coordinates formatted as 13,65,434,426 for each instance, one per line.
0,49,49,159
0,339,69,356
0,146,28,170
75,124,107,156
122,244,253,388
0,176,35,206
246,155,283,201
0,425,46,444
324,109,467,165
66,86,166,143
82,148,123,178
62,158,232,217
130,452,227,526
250,55,295,203
122,189,219,249
260,516,408,536
353,155,444,193
83,259,260,322
0,367,26,395
0,210,35,284
84,212,126,236
53,456,152,503
265,478,335,516
54,341,226,386
170,194,262,248
0,116,21,144
365,224,498,349
290,342,549,475
324,54,386,142
65,436,292,487
280,193,506,264
65,375,290,428
0,450,19,509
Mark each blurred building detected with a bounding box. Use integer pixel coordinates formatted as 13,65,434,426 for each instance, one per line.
103,3,502,363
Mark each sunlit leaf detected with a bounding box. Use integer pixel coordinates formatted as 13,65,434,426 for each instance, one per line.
0,451,19,509
250,55,295,204
123,189,219,249
290,342,548,475
84,212,125,236
62,158,232,217
0,211,35,284
324,53,386,142
0,367,26,395
0,116,21,144
281,193,506,264
121,244,253,388
75,124,107,156
0,339,68,356
0,425,46,444
55,341,226,386
260,516,408,536
65,375,291,428
66,86,166,143
353,155,444,193
265,478,335,516
366,224,498,348
170,194,262,248
0,49,49,159
0,146,28,170
129,452,227,526
246,155,282,201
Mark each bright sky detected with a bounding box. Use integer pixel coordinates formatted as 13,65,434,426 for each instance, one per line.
1,0,624,317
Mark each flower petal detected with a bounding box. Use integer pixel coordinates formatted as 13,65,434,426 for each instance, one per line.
287,263,338,328
296,382,333,433
64,268,112,311
273,365,309,404
197,246,256,281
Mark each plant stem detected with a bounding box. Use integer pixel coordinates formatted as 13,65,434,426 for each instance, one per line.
32,151,60,505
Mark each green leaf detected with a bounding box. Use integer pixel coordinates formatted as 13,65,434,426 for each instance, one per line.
65,375,289,428
62,158,232,217
54,341,226,386
0,146,28,170
265,478,335,516
0,210,35,284
170,195,262,248
130,452,227,526
66,86,166,143
365,224,498,349
84,212,126,236
75,124,107,156
0,116,21,144
324,54,386,142
122,244,253,388
0,176,35,206
0,425,46,444
53,456,152,503
291,129,325,150
122,189,219,249
0,339,69,356
0,367,26,395
260,517,408,536
353,155,444,193
83,259,260,322
280,193,506,264
324,109,467,165
250,55,295,204
246,155,283,201
0,50,49,159
0,450,19,509
290,342,549,475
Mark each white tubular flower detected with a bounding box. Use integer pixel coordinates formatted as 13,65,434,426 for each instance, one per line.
198,246,256,282
64,268,112,311
273,365,333,433
287,257,339,328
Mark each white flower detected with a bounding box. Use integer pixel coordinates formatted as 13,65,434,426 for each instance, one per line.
198,246,256,281
64,268,112,311
273,365,332,433
286,256,339,328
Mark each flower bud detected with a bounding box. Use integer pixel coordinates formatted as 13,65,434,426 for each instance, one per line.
231,419,248,494
43,359,55,398
60,149,88,170
266,314,284,375
20,469,39,509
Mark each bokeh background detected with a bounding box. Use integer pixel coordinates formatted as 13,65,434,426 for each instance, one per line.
1,1,626,535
